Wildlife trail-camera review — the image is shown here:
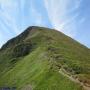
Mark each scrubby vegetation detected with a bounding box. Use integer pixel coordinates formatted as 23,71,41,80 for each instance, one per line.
12,42,34,58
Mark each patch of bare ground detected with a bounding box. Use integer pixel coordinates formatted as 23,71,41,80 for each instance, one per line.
21,85,33,90
59,68,90,90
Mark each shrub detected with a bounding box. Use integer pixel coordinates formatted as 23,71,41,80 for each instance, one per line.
12,42,33,58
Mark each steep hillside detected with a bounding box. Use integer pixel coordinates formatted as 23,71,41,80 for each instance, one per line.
0,26,90,90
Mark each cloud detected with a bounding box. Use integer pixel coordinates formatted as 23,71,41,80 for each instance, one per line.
0,0,44,47
0,32,4,47
30,1,44,26
0,0,21,34
0,0,21,47
44,0,82,37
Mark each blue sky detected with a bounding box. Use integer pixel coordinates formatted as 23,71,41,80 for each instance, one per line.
0,0,90,48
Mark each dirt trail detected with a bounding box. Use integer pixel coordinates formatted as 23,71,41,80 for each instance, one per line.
59,68,90,90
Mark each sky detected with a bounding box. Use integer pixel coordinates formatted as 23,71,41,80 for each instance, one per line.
0,0,90,48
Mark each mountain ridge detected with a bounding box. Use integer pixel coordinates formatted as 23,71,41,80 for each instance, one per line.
1,26,89,50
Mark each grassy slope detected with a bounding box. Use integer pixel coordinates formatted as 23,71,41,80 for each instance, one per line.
0,47,81,90
0,26,90,90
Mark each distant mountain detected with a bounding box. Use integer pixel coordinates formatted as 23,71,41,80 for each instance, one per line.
0,26,90,90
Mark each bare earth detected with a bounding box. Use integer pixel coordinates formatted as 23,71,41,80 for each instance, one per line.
59,68,90,90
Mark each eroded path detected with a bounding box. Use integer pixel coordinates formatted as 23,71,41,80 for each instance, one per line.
59,68,90,90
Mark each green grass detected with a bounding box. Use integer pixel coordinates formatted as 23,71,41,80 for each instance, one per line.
0,26,90,90
0,47,82,90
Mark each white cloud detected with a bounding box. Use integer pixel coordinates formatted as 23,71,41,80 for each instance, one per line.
0,11,19,34
0,0,21,47
0,0,20,34
0,32,4,47
30,1,44,26
44,0,82,37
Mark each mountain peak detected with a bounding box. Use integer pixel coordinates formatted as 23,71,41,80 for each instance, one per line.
0,26,90,90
